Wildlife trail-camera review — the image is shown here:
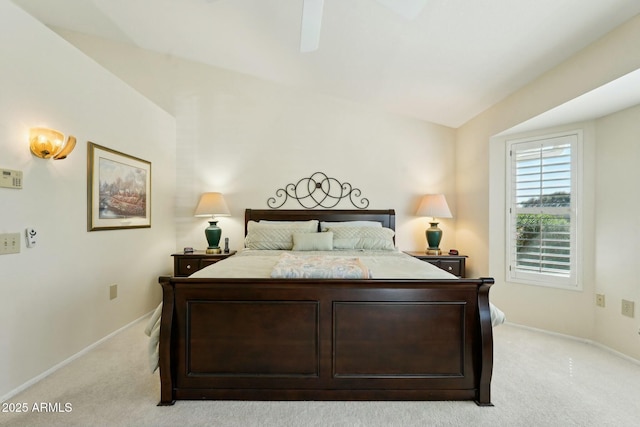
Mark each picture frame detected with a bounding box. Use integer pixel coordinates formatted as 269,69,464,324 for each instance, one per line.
87,142,151,231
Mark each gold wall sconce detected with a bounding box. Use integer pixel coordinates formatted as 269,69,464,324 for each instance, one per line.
29,127,77,160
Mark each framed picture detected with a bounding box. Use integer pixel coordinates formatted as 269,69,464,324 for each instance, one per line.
87,142,151,231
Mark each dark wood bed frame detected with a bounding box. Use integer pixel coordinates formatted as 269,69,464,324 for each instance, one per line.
158,209,495,406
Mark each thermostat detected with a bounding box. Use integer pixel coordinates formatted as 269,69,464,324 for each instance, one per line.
0,168,22,189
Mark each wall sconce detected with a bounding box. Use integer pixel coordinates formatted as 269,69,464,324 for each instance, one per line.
29,127,77,160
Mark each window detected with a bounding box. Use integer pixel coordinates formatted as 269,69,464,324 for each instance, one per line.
506,131,579,288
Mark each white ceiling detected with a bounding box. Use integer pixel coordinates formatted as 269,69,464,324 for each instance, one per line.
10,0,640,128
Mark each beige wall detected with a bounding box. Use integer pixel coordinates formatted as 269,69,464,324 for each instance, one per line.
594,104,640,358
57,31,459,255
0,0,176,400
458,14,640,358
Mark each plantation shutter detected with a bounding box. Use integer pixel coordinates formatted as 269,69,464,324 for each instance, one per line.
508,133,578,287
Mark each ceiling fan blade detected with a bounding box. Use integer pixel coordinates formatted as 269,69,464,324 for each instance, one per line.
376,0,428,20
300,0,324,53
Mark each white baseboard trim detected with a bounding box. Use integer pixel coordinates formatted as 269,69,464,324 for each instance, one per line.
504,321,640,366
1,310,154,403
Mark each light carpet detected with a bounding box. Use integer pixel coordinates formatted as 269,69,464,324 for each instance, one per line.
1,318,639,426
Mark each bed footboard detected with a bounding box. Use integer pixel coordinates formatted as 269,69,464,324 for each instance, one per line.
157,276,494,406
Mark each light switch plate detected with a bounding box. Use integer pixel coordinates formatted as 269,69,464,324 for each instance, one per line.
0,233,21,255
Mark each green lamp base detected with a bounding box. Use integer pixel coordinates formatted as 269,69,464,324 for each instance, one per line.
204,220,222,254
426,221,443,255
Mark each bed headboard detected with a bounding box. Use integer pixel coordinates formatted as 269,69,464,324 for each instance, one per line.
244,209,396,235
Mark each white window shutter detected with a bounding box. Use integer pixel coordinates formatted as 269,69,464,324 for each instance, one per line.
507,132,579,288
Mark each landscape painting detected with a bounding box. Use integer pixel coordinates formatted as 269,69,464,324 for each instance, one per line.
88,142,151,231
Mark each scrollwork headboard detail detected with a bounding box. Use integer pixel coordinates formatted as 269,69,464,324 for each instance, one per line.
267,172,370,209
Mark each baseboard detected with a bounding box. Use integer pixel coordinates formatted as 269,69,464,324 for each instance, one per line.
1,310,155,403
504,321,640,366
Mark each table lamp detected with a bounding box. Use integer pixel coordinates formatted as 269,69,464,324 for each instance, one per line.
416,194,452,255
194,192,230,254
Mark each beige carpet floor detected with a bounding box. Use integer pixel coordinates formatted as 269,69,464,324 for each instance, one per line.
1,318,639,426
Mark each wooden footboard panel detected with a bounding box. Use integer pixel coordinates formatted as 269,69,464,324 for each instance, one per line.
158,277,494,406
333,301,467,377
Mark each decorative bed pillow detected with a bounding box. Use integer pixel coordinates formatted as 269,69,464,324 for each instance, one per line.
270,253,370,279
320,221,382,230
245,220,318,250
292,232,334,251
328,226,395,250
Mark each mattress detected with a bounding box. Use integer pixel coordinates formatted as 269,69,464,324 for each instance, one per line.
189,249,459,279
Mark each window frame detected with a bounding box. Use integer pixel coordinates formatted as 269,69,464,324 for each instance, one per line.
505,130,582,290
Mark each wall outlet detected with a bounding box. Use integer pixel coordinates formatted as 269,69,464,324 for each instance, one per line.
595,294,605,307
25,228,37,248
0,233,21,255
621,299,635,318
109,284,118,300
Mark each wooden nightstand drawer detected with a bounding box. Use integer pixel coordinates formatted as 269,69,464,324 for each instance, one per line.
172,251,237,277
176,258,200,276
403,252,467,278
438,259,461,277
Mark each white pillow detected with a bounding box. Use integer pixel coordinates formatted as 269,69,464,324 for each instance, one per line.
292,232,334,251
320,221,382,230
245,220,318,250
328,226,395,251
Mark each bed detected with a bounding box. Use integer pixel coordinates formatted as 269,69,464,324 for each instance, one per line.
156,209,498,406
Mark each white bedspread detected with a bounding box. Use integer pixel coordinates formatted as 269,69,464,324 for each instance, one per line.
144,302,162,373
190,249,459,280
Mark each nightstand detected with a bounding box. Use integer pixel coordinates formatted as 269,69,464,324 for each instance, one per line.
171,250,237,277
404,251,467,278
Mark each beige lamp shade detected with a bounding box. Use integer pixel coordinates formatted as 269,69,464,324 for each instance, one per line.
194,192,230,217
416,194,452,219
